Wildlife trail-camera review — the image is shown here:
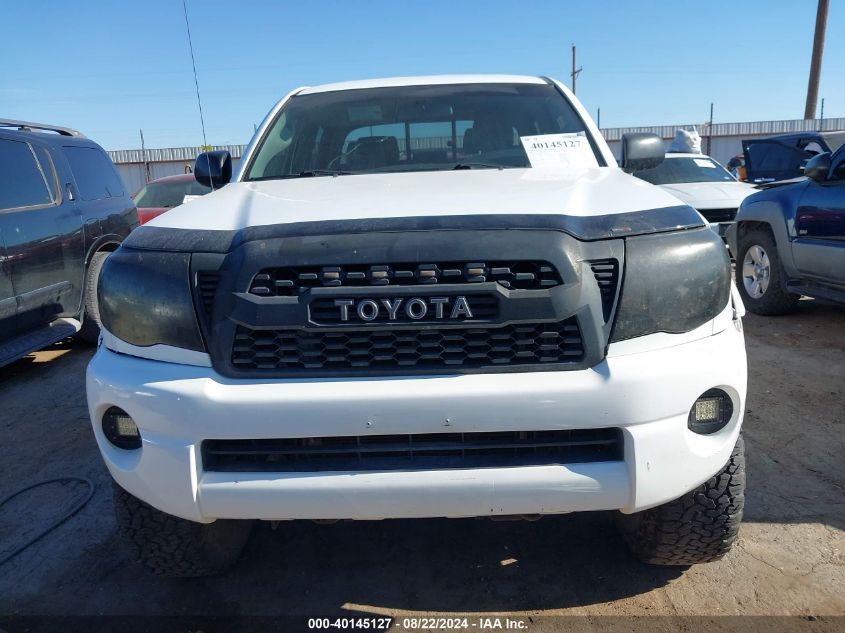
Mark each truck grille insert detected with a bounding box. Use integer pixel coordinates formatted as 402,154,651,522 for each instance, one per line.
196,271,220,318
588,259,619,321
202,428,623,472
249,261,562,296
231,318,583,374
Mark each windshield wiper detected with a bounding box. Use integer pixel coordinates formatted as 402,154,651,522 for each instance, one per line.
452,162,505,170
298,169,352,177
279,169,353,179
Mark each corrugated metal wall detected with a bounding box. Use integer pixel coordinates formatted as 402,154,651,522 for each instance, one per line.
110,145,244,194
108,117,845,191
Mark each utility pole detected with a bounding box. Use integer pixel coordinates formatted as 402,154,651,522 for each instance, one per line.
570,44,582,94
597,107,601,129
804,0,829,119
140,129,150,184
820,98,825,129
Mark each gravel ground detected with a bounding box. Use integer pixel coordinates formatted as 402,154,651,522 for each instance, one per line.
0,298,842,630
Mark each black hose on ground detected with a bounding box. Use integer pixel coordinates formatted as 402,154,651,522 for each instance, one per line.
0,477,95,566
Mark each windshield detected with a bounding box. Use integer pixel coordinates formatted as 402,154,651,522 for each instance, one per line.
133,178,212,208
244,83,600,180
634,156,735,185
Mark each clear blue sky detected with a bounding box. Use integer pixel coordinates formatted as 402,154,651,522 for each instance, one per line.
3,0,843,150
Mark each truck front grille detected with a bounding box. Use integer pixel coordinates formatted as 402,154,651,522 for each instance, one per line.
202,428,623,472
248,261,562,296
231,318,583,374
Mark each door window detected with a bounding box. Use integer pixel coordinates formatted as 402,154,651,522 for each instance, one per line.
63,146,125,200
0,138,54,211
31,145,60,201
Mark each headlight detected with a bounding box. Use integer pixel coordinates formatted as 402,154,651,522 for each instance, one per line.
610,227,730,342
98,249,205,352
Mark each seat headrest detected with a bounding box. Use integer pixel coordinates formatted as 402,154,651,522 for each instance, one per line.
462,120,514,155
346,136,399,170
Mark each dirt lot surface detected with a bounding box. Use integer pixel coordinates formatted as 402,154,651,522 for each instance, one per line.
0,298,843,630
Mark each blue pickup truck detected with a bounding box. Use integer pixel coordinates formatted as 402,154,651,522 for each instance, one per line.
727,145,845,315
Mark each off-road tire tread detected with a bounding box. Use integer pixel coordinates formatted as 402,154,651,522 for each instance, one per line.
617,436,745,565
77,251,109,343
736,228,799,315
113,482,252,577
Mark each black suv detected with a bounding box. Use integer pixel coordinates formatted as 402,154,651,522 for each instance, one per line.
0,119,137,367
727,146,845,314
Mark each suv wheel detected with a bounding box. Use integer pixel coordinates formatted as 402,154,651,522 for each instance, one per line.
736,228,799,315
113,482,253,577
77,251,110,343
616,436,745,565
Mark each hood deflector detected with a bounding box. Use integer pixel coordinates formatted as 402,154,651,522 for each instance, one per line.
124,206,703,254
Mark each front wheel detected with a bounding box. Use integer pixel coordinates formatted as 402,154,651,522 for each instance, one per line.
616,436,745,565
77,251,110,343
113,482,253,577
735,228,799,315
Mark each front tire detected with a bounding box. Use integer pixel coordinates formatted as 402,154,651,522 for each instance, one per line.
616,436,745,565
735,228,799,315
77,251,109,343
113,482,253,577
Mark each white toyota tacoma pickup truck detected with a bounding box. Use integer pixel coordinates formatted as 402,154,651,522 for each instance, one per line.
87,75,747,576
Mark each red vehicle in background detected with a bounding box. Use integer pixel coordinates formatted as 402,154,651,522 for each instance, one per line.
132,173,212,224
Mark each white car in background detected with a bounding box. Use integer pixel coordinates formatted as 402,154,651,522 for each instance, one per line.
633,152,757,239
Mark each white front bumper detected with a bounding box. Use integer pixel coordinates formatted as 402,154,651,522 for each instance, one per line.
86,318,746,523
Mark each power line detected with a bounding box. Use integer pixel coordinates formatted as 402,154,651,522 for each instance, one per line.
182,0,208,148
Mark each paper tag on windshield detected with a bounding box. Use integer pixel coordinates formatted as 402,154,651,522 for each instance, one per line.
693,158,716,168
520,133,598,169
182,195,202,204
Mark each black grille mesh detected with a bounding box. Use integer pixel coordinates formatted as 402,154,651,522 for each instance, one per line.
231,319,583,373
249,261,562,296
203,428,623,472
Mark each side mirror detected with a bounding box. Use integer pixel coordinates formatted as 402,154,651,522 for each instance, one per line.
803,152,831,182
194,150,232,189
621,133,665,173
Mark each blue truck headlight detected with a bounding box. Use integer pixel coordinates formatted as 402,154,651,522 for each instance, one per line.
98,248,205,352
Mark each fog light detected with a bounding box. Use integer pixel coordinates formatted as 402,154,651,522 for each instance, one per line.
102,407,142,450
688,388,733,435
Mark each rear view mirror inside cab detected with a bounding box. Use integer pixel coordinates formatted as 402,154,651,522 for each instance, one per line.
396,100,454,120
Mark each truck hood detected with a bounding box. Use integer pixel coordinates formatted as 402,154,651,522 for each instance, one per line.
147,167,688,232
658,181,757,210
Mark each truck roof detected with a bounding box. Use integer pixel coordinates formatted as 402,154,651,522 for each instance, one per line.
298,74,548,95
